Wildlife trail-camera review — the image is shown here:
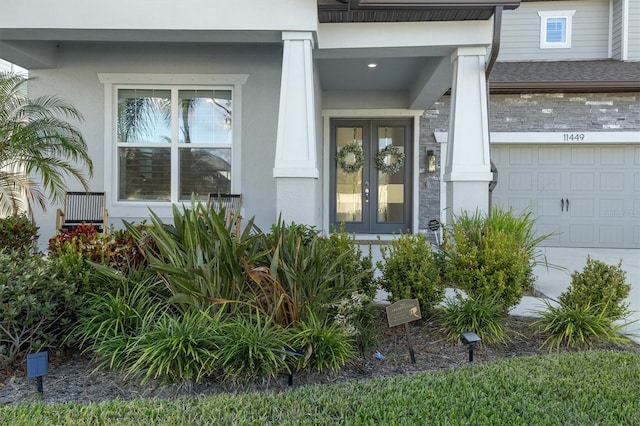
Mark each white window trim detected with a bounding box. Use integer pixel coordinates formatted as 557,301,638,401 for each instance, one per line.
538,10,575,49
98,73,248,218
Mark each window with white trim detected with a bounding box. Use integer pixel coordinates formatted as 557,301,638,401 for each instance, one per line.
116,86,233,202
538,10,575,49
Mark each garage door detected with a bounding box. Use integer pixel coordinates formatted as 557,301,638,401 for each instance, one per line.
491,145,640,248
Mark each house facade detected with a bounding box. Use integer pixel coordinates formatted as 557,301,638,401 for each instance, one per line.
420,0,639,248
0,0,637,248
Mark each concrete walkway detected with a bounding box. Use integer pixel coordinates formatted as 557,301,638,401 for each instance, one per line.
371,245,640,344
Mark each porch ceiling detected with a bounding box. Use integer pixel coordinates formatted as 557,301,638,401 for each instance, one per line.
315,46,454,109
317,56,431,91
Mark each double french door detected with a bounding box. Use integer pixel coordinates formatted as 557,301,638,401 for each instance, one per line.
330,119,412,234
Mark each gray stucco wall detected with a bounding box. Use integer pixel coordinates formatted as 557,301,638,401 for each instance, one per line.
418,91,640,236
28,42,284,246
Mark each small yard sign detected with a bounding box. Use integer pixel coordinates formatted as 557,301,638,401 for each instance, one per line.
386,299,422,328
386,299,422,363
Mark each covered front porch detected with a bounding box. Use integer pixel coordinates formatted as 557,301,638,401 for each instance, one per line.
275,17,502,234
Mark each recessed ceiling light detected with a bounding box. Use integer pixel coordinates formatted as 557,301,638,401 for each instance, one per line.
368,63,377,68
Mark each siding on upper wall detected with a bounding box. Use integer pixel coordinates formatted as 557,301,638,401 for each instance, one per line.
630,0,640,59
611,0,623,60
499,0,610,61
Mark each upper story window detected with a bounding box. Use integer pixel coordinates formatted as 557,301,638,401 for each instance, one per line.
98,73,248,210
538,10,575,49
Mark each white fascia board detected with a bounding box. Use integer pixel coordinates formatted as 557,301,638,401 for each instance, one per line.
317,21,492,50
0,0,317,31
322,109,423,118
435,131,640,144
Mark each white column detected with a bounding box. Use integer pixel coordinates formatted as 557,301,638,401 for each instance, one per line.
444,46,493,221
273,31,319,225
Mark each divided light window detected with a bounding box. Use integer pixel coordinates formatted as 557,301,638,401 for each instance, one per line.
538,10,575,49
116,87,233,202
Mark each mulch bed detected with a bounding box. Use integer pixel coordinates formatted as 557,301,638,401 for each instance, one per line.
1,308,638,405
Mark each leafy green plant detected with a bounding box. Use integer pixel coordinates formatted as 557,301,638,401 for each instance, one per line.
376,232,445,315
532,300,631,352
440,294,507,344
253,217,361,327
218,311,292,381
128,309,225,384
70,270,169,372
0,250,76,366
125,201,264,314
559,256,631,321
443,207,551,311
47,223,113,297
291,310,355,372
0,71,93,216
102,227,150,275
0,214,38,251
321,223,375,300
331,291,378,354
70,270,165,348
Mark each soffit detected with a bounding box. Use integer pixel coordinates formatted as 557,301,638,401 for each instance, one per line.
318,0,520,23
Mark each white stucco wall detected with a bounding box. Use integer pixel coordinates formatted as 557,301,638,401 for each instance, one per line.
28,42,283,248
0,0,317,32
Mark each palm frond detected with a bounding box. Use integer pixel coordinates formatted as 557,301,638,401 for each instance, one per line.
0,71,92,214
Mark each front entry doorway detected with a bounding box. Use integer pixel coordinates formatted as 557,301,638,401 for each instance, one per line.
330,119,412,234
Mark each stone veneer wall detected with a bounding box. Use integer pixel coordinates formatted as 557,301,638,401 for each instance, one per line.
418,91,640,237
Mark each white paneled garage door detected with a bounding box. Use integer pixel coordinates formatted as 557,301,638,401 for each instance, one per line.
491,145,640,248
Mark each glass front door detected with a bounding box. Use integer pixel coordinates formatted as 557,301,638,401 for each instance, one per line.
330,119,412,234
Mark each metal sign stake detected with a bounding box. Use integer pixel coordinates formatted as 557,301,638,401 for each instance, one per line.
404,322,416,364
386,299,422,364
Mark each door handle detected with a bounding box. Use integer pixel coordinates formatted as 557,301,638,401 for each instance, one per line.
364,181,369,203
561,198,564,212
565,199,569,212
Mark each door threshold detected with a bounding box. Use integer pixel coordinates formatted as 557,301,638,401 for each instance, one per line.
352,234,395,244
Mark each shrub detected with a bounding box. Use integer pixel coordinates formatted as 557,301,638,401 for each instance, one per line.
440,294,507,344
256,217,362,327
532,300,630,351
102,227,150,274
48,222,105,263
125,202,263,314
0,214,38,251
331,291,378,354
70,270,167,355
320,223,376,300
0,250,76,366
128,309,224,385
218,311,292,381
375,232,445,315
291,310,355,373
49,223,148,276
559,256,630,321
443,208,550,311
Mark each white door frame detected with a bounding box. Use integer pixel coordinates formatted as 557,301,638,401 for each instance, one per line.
322,109,423,235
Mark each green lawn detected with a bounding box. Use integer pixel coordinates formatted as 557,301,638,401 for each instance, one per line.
2,351,638,425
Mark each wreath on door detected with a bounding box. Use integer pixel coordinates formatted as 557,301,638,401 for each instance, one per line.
376,145,405,175
336,141,364,174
